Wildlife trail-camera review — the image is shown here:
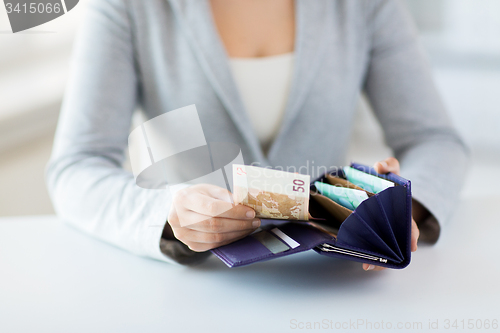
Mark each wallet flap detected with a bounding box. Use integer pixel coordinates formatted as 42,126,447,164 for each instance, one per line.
211,222,333,267
347,191,403,259
334,192,403,262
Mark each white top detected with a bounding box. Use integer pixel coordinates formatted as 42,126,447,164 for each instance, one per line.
229,53,295,153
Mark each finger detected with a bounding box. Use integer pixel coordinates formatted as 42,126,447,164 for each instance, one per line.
196,184,257,219
182,192,255,220
187,216,261,233
363,263,387,271
411,218,420,252
203,185,235,203
373,157,400,176
176,228,256,245
167,205,181,228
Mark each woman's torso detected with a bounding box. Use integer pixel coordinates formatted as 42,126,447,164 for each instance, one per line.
129,0,371,177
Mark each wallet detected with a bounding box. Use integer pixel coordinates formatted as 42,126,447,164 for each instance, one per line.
211,163,412,269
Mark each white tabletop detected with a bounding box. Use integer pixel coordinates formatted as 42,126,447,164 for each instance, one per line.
1,195,499,333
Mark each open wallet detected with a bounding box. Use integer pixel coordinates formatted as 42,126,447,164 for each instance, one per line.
211,163,412,269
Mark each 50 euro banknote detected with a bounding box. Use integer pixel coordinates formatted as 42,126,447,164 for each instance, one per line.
233,164,310,221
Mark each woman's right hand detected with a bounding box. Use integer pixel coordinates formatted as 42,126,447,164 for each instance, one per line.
167,184,261,252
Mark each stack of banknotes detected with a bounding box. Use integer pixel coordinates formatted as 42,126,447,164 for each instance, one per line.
233,165,394,220
314,167,394,210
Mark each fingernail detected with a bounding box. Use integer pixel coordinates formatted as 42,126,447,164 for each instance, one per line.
366,265,375,271
381,161,388,169
252,219,261,228
246,210,255,218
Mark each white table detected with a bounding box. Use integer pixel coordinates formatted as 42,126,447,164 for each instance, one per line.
1,196,499,333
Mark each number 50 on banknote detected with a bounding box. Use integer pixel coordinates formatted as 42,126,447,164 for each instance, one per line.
233,165,310,221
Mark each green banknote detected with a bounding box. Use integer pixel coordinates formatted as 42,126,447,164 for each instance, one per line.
314,181,369,210
343,167,394,194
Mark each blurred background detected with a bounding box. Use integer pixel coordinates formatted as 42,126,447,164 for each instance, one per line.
0,0,499,217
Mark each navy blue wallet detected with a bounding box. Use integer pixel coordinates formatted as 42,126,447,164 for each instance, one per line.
211,163,412,269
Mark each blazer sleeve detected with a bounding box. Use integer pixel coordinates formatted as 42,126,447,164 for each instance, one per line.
45,0,210,264
363,0,470,242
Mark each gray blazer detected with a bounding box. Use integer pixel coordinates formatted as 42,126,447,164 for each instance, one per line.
46,0,469,264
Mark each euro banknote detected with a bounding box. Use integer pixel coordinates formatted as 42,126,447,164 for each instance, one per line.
233,165,310,220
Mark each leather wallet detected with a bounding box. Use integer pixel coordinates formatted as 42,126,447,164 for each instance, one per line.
211,163,412,269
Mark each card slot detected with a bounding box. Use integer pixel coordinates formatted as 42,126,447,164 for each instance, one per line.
278,223,334,245
252,230,290,254
310,192,352,223
212,235,275,266
212,222,334,267
270,228,300,249
306,197,340,235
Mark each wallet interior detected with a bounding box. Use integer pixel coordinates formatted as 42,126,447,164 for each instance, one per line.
308,172,394,235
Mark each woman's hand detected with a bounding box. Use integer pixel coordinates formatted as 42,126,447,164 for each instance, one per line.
363,157,420,271
167,184,260,252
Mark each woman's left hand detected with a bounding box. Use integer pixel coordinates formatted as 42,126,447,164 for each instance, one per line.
362,157,420,271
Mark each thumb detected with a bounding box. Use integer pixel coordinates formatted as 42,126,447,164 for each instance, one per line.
374,157,400,176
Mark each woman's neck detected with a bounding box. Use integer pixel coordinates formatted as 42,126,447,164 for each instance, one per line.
209,0,295,58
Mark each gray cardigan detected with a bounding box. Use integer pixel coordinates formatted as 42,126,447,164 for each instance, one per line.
46,0,469,265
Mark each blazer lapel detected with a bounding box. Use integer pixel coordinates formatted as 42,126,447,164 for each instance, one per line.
267,0,331,160
167,0,331,165
167,0,268,165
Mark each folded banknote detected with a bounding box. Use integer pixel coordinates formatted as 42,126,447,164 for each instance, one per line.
314,181,369,210
343,166,394,194
233,165,310,220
